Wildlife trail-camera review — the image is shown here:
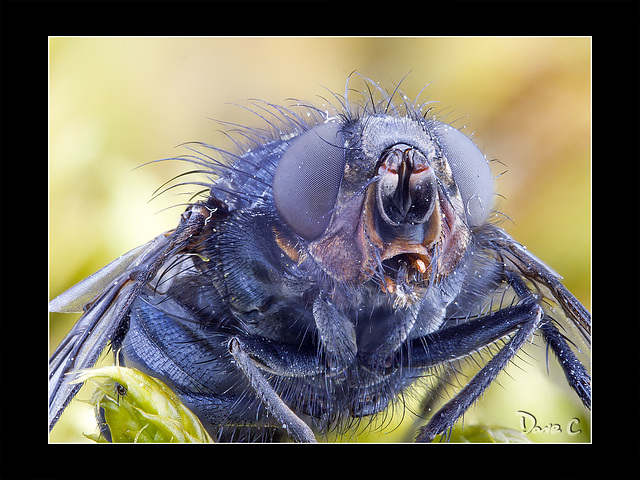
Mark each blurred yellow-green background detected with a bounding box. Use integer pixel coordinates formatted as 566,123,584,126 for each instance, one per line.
49,37,590,442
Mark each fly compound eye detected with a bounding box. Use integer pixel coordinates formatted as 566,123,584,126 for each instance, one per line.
273,122,346,241
432,122,494,229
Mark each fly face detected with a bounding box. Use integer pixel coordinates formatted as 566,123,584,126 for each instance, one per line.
49,77,590,442
270,114,492,370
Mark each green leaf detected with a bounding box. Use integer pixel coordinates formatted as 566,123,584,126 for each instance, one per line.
74,366,214,443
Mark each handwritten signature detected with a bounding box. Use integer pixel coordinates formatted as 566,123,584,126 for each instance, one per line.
516,410,583,436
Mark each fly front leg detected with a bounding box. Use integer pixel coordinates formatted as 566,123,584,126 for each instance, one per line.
313,295,357,374
397,301,543,371
416,306,542,442
370,291,543,441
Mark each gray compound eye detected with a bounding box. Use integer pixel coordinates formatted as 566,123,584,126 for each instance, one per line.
273,122,346,240
432,122,494,229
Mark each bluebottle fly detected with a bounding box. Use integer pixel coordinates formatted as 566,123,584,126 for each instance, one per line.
49,76,591,442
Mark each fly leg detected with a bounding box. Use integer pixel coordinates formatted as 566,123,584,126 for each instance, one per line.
231,335,328,378
540,322,591,409
229,338,318,443
313,295,357,374
507,272,591,409
226,332,354,442
404,301,544,442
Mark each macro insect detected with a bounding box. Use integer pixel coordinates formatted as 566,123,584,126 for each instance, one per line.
49,77,591,442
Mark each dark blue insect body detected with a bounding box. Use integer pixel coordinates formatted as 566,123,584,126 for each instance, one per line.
49,78,591,442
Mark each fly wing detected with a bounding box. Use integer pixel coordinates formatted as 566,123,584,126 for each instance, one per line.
490,225,591,344
49,232,177,430
49,240,167,314
49,201,216,431
49,278,141,429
